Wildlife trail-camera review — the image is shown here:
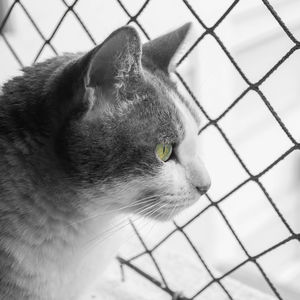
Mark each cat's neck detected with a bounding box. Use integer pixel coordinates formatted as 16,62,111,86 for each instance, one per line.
4,195,126,300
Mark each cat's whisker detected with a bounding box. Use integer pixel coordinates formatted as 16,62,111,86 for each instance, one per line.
69,194,163,227
99,202,160,237
81,200,172,264
167,200,176,222
84,209,150,249
134,201,176,239
133,204,167,239
146,203,172,231
82,200,171,254
115,202,170,245
81,201,162,252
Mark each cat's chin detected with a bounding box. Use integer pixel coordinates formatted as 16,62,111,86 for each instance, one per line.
148,210,182,222
144,199,199,222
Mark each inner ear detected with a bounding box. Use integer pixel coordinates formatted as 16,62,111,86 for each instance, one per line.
142,23,191,73
86,26,143,88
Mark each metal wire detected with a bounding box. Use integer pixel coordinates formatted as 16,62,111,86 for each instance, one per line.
1,0,299,299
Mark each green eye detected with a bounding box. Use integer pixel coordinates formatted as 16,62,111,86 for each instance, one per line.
155,143,173,162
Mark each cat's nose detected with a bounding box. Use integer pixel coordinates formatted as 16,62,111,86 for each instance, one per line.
196,181,211,195
186,157,211,195
195,169,211,195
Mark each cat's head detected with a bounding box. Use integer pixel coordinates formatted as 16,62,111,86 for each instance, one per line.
57,24,211,220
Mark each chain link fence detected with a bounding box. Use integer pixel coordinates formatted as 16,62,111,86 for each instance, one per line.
1,0,300,299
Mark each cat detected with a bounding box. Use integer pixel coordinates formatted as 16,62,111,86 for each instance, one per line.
0,23,211,300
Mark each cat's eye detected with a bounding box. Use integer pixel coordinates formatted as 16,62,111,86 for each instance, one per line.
155,143,173,162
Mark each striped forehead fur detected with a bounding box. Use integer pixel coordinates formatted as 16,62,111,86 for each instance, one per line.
144,69,200,139
176,92,201,127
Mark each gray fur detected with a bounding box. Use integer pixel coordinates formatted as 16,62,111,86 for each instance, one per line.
0,24,205,299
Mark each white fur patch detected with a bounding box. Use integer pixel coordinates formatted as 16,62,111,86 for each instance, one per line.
170,91,211,191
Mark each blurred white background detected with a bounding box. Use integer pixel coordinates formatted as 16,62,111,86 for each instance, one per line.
1,0,300,299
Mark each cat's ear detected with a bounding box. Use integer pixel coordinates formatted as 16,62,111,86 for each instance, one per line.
85,26,142,88
52,26,142,123
143,23,191,73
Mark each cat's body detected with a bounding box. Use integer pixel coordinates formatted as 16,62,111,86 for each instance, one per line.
0,54,127,299
0,24,211,299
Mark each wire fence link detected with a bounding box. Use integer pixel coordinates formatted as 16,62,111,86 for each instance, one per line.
1,0,300,299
